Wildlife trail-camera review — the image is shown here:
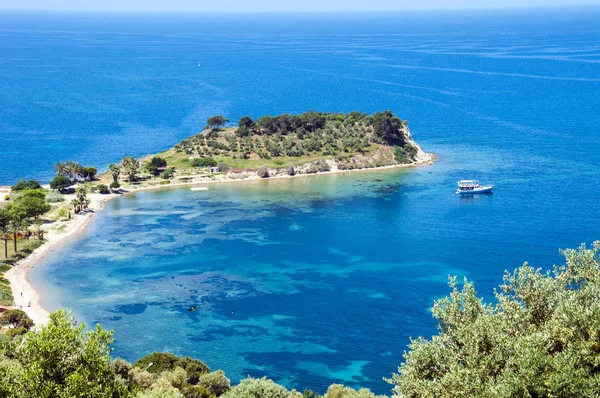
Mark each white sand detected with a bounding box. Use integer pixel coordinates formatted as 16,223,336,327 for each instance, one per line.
4,153,436,327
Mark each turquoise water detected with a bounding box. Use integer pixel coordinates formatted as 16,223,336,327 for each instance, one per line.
5,6,600,394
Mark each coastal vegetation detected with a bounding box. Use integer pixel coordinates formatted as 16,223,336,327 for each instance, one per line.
2,243,600,397
165,111,423,174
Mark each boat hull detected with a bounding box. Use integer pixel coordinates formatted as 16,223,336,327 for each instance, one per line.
456,186,493,195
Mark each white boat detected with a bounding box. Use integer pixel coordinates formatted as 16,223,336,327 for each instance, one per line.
455,180,493,195
197,62,201,67
190,187,208,191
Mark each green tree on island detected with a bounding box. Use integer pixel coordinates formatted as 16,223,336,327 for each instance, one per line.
146,157,167,176
206,115,230,131
65,161,84,182
6,204,28,254
121,157,139,183
54,161,67,177
14,196,50,220
0,207,10,258
82,166,97,181
109,164,122,183
50,175,72,192
10,179,41,192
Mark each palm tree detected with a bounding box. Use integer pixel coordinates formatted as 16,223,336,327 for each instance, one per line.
75,186,87,204
54,162,67,177
0,208,10,258
109,164,121,183
121,157,139,183
8,204,28,254
65,161,83,182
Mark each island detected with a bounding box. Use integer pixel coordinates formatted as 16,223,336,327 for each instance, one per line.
101,110,434,189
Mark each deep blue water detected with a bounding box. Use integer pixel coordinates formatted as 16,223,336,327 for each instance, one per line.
4,6,600,394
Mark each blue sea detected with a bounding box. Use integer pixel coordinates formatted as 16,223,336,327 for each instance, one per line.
2,6,600,394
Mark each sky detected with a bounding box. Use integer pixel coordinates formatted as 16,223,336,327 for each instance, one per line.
1,0,600,12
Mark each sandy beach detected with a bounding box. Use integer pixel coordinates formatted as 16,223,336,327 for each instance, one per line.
4,153,435,327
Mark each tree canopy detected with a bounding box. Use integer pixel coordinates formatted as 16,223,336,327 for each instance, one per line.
10,180,41,192
206,116,230,130
388,242,600,398
49,175,72,192
175,111,412,164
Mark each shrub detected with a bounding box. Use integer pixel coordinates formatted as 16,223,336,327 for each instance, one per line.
287,164,296,176
394,144,418,164
3,195,9,201
217,162,230,173
221,377,292,398
388,242,600,397
56,209,68,220
257,166,269,178
161,168,174,179
134,352,210,385
50,175,72,192
198,370,231,396
12,179,41,191
21,189,46,200
110,181,121,190
97,184,110,194
147,157,168,175
191,158,218,168
46,192,64,203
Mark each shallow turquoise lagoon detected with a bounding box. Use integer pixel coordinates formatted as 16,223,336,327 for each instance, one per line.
30,146,599,393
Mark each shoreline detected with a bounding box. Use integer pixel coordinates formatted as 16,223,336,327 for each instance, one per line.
4,154,436,326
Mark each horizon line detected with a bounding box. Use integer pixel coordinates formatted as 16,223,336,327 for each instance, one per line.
1,3,600,15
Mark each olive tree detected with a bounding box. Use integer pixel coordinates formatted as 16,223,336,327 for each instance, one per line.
388,242,600,398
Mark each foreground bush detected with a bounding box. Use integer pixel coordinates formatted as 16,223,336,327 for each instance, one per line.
388,242,600,397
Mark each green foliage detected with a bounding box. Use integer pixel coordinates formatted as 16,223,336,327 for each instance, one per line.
217,162,230,173
11,179,41,192
147,157,168,176
393,144,417,164
207,116,230,130
191,158,213,168
20,189,46,200
371,110,407,147
303,389,323,398
192,157,218,168
97,184,110,194
388,242,600,398
49,175,72,192
323,384,384,398
198,370,230,396
82,166,98,181
0,310,129,398
177,111,409,165
14,196,50,219
257,166,269,178
122,157,140,182
109,164,122,183
110,181,121,190
134,352,210,385
161,168,174,180
0,309,34,332
221,377,297,398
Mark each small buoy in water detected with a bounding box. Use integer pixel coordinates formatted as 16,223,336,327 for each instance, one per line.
230,310,236,315
188,306,197,312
